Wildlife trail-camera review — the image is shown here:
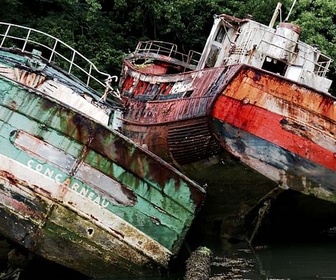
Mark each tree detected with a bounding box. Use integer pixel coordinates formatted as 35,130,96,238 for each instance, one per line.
290,0,336,94
0,0,335,93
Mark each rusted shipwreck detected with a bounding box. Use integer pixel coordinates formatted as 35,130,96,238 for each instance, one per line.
0,22,206,278
118,3,336,241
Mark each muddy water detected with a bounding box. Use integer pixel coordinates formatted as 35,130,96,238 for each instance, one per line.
2,211,336,280
203,236,336,280
1,228,335,280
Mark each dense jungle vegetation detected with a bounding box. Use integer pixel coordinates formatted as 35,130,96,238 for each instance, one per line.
1,0,335,93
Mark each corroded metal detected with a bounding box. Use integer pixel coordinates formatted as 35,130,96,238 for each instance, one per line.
204,11,336,203
120,61,228,165
0,23,205,278
118,5,336,241
210,65,336,203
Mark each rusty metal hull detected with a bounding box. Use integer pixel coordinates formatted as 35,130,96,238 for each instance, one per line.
118,7,336,241
120,60,228,166
119,52,282,242
0,49,205,278
210,64,336,203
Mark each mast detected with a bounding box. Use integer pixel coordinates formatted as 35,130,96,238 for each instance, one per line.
269,2,282,28
285,0,298,22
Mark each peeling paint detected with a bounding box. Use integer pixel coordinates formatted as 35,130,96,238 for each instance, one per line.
118,9,336,242
0,22,205,278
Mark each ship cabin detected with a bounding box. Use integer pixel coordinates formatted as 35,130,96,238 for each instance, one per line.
197,13,333,94
120,7,332,97
125,8,333,95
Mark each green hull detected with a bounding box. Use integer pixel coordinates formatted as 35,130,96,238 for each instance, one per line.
0,23,205,278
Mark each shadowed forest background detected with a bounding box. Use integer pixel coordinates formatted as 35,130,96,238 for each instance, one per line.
1,0,335,94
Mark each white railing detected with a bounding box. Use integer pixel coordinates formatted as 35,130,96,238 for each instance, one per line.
134,40,201,69
0,22,120,100
257,28,332,78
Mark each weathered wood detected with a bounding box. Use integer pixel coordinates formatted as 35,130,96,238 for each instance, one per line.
0,22,206,278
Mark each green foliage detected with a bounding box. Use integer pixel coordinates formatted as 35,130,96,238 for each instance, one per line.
290,0,336,94
0,0,335,93
0,0,25,23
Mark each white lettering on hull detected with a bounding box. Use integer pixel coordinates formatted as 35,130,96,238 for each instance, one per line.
27,159,109,208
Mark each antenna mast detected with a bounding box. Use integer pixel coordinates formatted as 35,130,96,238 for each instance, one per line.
285,0,298,22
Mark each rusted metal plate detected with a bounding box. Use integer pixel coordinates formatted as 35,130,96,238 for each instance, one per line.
119,10,336,205
118,5,336,242
210,65,336,202
119,59,228,166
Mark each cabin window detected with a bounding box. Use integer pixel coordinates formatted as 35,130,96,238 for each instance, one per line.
215,27,226,43
205,45,220,68
314,54,330,77
262,56,287,76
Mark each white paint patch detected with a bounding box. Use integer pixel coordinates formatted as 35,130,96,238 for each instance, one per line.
38,80,110,125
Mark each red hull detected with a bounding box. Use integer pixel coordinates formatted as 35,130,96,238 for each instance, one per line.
117,8,336,241
211,65,336,199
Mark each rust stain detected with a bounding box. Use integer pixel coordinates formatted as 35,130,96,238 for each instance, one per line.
0,170,48,221
120,65,230,168
14,68,47,88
